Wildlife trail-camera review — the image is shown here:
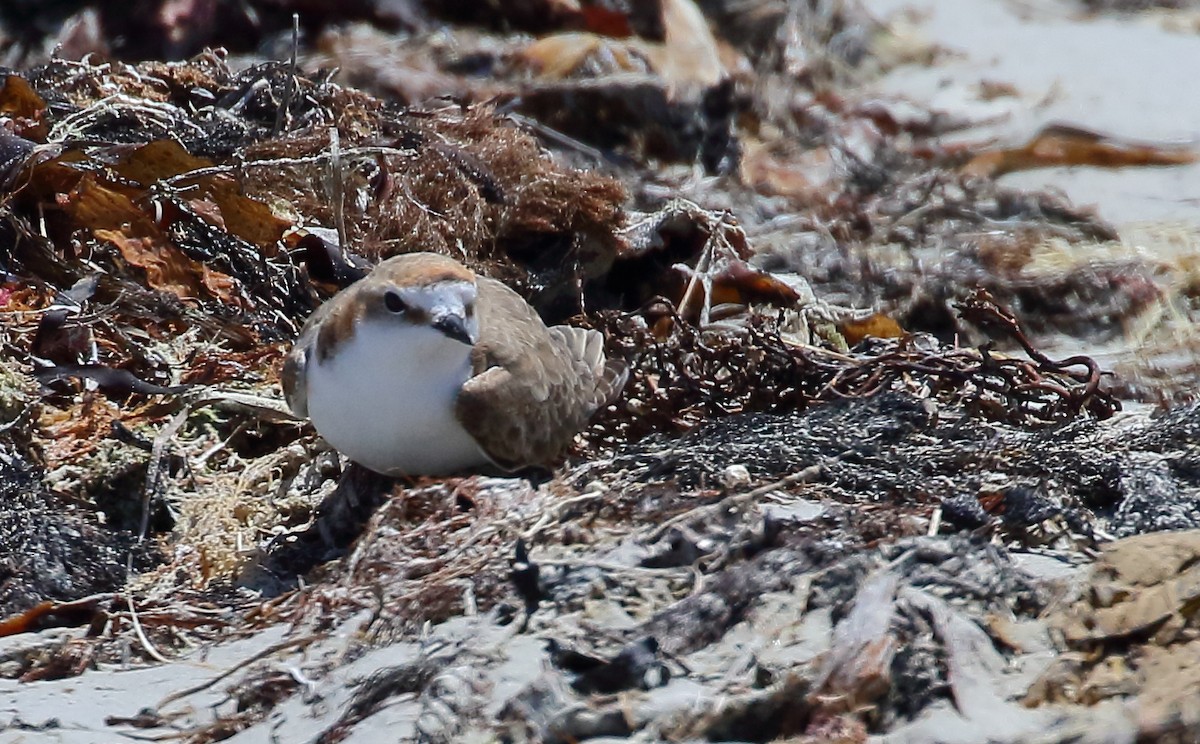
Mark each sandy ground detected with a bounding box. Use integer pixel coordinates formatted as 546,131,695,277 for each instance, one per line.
868,0,1200,227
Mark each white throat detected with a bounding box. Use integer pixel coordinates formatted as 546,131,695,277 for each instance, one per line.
304,317,490,476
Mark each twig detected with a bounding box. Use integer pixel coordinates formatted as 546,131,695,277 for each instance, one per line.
503,111,616,165
156,634,320,710
678,230,717,326
520,490,608,543
273,13,300,136
188,388,301,424
647,458,831,543
140,406,192,543
927,506,942,536
0,401,36,433
158,146,418,188
192,421,247,469
329,126,349,257
126,592,170,664
535,558,692,576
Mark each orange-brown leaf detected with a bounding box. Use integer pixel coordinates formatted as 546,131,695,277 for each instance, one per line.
519,33,647,79
111,139,210,185
840,313,905,346
94,227,242,306
0,75,47,140
0,75,45,118
710,260,802,307
63,175,156,233
963,124,1198,178
581,6,634,37
112,140,289,249
205,175,291,251
0,601,55,637
15,148,85,204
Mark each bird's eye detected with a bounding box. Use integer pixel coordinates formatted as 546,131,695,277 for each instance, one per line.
384,290,408,314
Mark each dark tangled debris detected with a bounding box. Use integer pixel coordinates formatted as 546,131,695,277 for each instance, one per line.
591,287,1118,451
547,636,669,694
0,451,159,619
0,1,1197,742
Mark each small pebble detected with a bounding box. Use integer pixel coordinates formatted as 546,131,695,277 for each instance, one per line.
720,464,752,490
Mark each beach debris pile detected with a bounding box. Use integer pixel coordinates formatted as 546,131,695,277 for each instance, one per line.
0,1,1198,741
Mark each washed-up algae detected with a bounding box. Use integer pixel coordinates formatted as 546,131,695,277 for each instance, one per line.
0,1,1199,742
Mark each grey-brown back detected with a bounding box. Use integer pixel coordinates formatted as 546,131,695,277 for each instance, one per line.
455,276,626,469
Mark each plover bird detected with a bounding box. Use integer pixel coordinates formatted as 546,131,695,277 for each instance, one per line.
283,252,626,476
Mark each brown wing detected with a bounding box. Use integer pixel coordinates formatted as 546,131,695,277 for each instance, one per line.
455,277,627,469
281,299,337,419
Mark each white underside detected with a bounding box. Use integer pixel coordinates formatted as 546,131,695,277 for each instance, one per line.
305,319,490,476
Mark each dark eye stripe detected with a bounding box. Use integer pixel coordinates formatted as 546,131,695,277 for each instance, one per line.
384,290,408,314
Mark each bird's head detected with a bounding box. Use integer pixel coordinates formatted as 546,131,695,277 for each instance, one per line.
362,255,480,346
311,252,483,367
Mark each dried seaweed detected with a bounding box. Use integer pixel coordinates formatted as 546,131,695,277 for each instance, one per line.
0,3,1196,741
0,453,160,619
587,289,1117,455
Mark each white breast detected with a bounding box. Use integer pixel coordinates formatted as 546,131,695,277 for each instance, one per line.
303,318,491,476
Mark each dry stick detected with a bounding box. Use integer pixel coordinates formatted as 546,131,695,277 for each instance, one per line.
927,506,943,536
647,457,834,544
504,112,611,164
0,401,36,433
125,590,170,664
677,230,717,326
198,389,299,423
156,634,321,710
126,389,292,657
520,490,610,543
192,421,247,469
127,401,192,667
536,557,691,576
273,12,300,136
120,546,170,664
329,126,349,257
159,147,417,188
140,405,192,543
